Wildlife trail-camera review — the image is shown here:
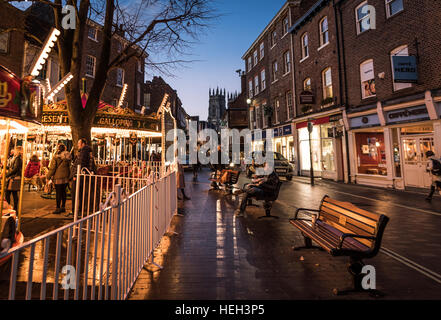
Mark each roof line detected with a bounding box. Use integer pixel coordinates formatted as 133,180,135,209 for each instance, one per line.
288,0,330,34
241,1,300,60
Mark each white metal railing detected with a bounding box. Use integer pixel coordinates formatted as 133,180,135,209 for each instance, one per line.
0,170,177,300
95,160,162,179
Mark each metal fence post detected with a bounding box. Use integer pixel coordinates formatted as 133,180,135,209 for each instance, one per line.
111,184,122,300
73,165,81,237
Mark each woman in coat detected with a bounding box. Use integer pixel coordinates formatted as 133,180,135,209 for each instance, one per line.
47,144,72,214
6,146,23,211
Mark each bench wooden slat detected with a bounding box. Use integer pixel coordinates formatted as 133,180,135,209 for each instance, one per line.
320,206,376,235
321,201,378,228
323,197,380,221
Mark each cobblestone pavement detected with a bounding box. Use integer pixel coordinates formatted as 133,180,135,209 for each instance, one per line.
128,169,441,300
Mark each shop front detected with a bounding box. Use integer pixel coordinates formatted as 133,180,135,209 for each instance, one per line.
346,95,441,190
295,113,345,181
272,124,295,163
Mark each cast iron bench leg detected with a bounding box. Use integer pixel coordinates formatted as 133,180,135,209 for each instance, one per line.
333,257,385,297
293,235,324,251
258,201,279,219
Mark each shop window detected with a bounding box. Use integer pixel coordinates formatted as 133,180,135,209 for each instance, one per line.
360,59,376,99
391,128,402,177
299,126,321,172
355,132,387,176
321,123,335,172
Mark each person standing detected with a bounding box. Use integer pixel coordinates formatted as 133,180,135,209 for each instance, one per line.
67,138,92,218
425,151,441,202
5,146,23,211
47,144,71,214
177,160,190,200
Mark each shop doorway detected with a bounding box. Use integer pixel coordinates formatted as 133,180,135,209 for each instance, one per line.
401,135,434,188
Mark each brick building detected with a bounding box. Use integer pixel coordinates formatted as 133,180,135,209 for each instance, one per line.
0,2,25,77
242,0,317,162
144,76,188,130
337,0,441,189
289,0,346,181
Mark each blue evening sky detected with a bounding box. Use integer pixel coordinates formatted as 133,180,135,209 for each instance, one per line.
158,0,286,120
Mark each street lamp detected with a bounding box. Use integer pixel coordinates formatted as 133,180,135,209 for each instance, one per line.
247,98,251,105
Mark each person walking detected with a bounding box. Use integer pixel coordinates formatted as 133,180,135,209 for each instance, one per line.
425,150,441,202
47,144,71,214
5,146,23,211
67,138,92,218
177,160,190,200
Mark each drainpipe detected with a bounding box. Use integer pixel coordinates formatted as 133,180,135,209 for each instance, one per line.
334,0,352,183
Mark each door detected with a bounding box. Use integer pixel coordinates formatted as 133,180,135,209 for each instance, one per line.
402,136,434,188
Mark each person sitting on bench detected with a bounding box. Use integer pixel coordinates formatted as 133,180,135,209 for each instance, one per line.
235,162,280,217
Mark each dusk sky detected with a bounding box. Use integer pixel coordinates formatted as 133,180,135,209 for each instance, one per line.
153,0,286,121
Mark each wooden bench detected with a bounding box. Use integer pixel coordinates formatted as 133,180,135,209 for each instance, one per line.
289,195,389,295
245,181,282,219
209,169,241,194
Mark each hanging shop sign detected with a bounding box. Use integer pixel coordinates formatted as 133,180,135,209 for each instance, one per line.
274,125,293,137
299,91,315,104
0,65,41,121
228,108,248,128
392,56,418,83
386,105,429,125
252,130,267,141
349,113,381,129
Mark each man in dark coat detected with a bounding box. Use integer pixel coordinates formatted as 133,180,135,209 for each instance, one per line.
235,162,280,217
67,138,93,218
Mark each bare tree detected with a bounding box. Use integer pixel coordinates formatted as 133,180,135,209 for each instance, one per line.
3,0,216,145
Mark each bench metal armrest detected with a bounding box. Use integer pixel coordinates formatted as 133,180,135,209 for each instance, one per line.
338,234,376,250
293,208,320,220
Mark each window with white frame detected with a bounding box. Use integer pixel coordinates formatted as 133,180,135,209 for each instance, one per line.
261,69,266,90
386,0,404,18
247,57,252,72
319,16,329,46
356,2,371,34
286,91,293,119
116,68,124,87
391,45,412,91
0,31,9,53
274,99,280,124
254,75,260,95
271,30,277,47
360,59,376,99
253,50,258,66
85,55,96,77
272,61,278,81
301,33,309,59
260,42,265,60
249,80,253,98
88,27,97,41
304,77,312,91
283,51,291,74
283,16,289,35
322,67,333,99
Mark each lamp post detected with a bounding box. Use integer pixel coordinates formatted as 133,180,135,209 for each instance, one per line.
307,120,314,186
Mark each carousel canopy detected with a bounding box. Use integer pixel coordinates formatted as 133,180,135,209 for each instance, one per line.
42,93,161,136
